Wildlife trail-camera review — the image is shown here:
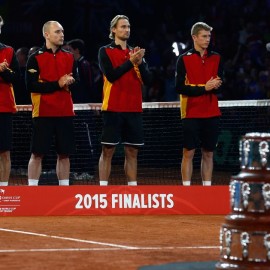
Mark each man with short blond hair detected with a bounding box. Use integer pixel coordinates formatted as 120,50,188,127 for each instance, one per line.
175,21,223,186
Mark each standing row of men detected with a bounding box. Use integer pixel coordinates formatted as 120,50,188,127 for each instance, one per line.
0,14,223,187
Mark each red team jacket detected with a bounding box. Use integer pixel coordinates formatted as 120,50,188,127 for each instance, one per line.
98,41,151,112
26,46,77,118
0,43,19,113
175,48,223,119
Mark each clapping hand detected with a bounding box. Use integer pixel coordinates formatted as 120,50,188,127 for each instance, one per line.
0,59,9,72
129,46,145,66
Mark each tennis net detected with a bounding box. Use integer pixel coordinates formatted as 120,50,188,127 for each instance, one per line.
10,100,270,185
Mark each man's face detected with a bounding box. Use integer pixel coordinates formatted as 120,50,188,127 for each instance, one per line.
46,22,64,46
193,30,211,50
113,19,130,41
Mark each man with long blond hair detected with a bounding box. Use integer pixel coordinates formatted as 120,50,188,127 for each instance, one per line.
98,15,152,186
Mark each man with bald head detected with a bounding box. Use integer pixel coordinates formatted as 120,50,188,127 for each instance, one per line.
26,21,78,186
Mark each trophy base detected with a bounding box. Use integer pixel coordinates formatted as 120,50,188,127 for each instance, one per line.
216,133,270,270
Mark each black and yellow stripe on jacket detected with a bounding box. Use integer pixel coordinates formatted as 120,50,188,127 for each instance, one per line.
175,48,223,119
98,41,152,112
26,46,77,118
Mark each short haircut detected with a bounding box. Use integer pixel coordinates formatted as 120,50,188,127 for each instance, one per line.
67,39,85,55
191,22,212,36
42,20,59,37
109,15,129,40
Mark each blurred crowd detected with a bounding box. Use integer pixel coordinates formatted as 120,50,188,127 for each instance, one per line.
2,0,270,103
136,0,270,102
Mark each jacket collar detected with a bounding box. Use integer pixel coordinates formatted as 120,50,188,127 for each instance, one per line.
109,40,132,50
41,44,63,54
190,47,214,57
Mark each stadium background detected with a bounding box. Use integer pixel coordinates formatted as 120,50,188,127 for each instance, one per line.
1,2,270,270
1,0,270,101
1,0,270,185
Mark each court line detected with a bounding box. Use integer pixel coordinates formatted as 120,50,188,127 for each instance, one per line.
0,246,219,253
0,228,219,253
0,228,137,249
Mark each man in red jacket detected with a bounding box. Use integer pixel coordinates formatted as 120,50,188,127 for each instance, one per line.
175,22,223,186
98,15,152,186
26,21,78,186
0,16,20,186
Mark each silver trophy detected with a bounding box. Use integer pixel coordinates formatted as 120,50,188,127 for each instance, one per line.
240,232,250,258
242,183,250,209
264,234,270,261
225,229,232,257
263,183,270,210
259,141,269,168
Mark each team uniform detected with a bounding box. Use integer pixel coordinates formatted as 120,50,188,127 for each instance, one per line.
98,41,151,145
26,46,78,155
0,43,19,151
175,48,223,151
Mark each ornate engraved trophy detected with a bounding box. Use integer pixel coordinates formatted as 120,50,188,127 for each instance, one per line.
216,132,270,269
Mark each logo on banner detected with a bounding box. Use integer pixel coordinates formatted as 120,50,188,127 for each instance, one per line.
0,189,21,213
